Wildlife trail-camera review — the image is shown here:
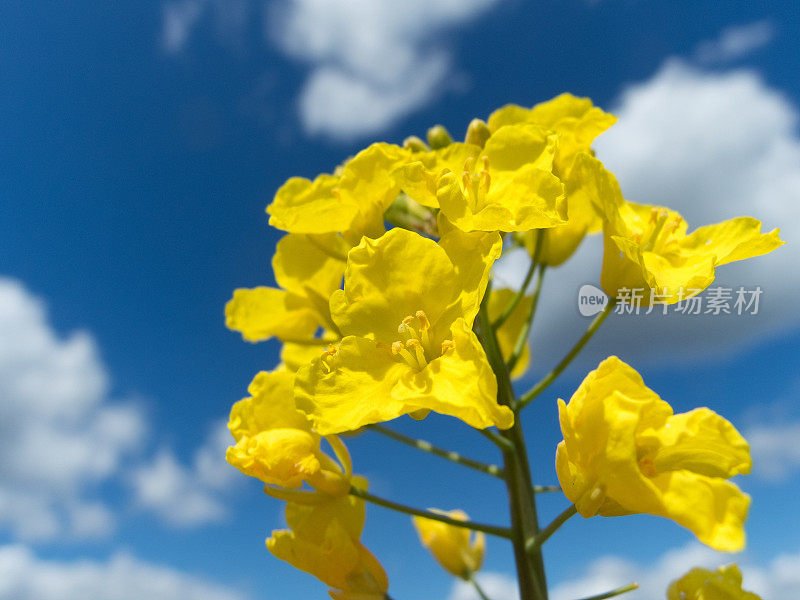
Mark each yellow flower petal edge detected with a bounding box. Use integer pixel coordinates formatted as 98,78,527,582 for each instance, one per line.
595,168,785,304
555,356,751,551
487,93,617,177
225,233,344,342
268,481,389,600
667,564,762,600
412,509,485,579
225,370,350,494
295,227,513,434
519,152,607,267
268,142,409,241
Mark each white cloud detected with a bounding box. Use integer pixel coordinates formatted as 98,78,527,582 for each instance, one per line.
268,0,501,139
548,541,800,600
162,0,206,53
496,60,800,371
162,0,502,138
695,20,775,65
746,421,800,481
448,571,520,600
0,544,247,600
0,278,146,541
130,420,237,527
161,0,251,54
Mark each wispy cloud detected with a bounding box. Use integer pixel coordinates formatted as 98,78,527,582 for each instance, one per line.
130,421,237,527
746,420,800,482
0,278,145,541
268,0,500,140
160,0,503,140
0,545,247,600
695,20,776,65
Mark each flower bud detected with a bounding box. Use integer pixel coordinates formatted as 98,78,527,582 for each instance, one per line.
427,125,453,149
403,135,429,153
464,118,491,147
412,509,485,579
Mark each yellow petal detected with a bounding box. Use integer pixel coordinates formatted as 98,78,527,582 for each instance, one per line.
226,428,321,487
679,217,785,266
394,319,512,430
330,228,460,342
642,408,752,479
412,509,485,579
294,336,410,435
225,287,319,342
667,564,762,600
482,123,556,172
647,470,750,552
268,174,358,234
228,370,310,441
438,224,503,326
273,233,346,298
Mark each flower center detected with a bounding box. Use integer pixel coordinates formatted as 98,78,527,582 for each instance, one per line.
637,208,681,253
388,310,453,370
461,156,491,212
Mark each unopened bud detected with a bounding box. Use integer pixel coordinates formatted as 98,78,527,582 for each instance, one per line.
403,135,429,153
464,118,491,147
427,125,453,149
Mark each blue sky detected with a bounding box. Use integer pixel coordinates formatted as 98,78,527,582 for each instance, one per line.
1,1,799,598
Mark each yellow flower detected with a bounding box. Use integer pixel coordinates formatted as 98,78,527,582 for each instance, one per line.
486,287,532,379
394,124,567,232
412,509,485,579
487,93,617,177
225,233,344,343
555,356,752,551
268,143,409,244
518,152,607,267
226,370,350,495
668,564,761,600
268,478,390,600
295,227,514,434
595,168,784,304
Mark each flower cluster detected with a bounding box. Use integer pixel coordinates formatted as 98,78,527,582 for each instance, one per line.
224,94,782,600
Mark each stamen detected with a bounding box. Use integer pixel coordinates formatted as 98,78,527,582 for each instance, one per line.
441,339,455,353
406,339,427,368
415,311,432,350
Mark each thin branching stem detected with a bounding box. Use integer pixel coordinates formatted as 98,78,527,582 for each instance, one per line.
518,299,616,410
348,486,513,539
366,424,505,478
492,231,544,330
574,583,640,600
525,504,578,554
507,264,546,373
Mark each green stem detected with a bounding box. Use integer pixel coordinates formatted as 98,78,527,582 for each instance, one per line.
468,575,493,600
533,485,562,493
366,424,505,478
518,299,616,410
348,486,512,539
574,583,639,600
525,504,577,554
492,231,544,330
506,265,546,373
477,427,515,452
476,293,547,600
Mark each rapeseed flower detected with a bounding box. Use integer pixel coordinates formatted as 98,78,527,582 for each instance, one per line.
556,356,751,551
295,227,514,434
